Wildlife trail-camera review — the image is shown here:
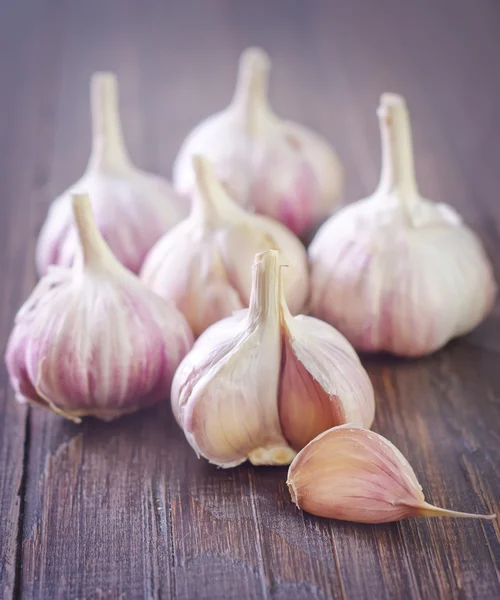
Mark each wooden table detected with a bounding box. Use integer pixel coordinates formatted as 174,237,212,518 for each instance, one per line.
1,1,499,598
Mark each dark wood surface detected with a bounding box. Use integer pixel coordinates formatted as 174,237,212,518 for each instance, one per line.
1,1,500,598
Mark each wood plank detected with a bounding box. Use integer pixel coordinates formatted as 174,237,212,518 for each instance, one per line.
0,2,63,596
311,1,500,599
18,2,177,599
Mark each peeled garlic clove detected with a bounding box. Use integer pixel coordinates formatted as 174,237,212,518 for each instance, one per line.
287,425,496,524
6,194,193,422
36,72,185,276
171,249,374,467
141,155,309,337
309,93,497,356
173,47,342,237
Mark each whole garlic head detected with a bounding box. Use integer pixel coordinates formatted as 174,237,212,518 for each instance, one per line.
141,155,309,337
309,93,497,356
171,250,374,468
36,72,185,275
173,47,343,237
7,194,193,422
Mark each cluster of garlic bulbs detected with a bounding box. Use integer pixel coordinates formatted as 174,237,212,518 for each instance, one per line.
4,52,497,526
173,48,343,237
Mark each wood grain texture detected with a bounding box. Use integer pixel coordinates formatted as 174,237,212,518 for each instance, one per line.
0,0,499,599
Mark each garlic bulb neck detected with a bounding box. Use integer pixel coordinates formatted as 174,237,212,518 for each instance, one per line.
248,250,281,326
376,93,419,206
88,72,131,171
72,193,120,272
191,155,242,225
231,47,272,134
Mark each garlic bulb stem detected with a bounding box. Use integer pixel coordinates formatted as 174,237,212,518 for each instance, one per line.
72,193,118,271
191,155,236,224
376,93,418,205
248,250,280,325
231,47,271,133
89,72,130,170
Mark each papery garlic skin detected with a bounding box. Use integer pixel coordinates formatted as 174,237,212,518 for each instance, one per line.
141,155,309,337
36,72,184,276
287,425,496,524
7,194,193,422
171,250,374,467
309,93,496,356
173,47,342,237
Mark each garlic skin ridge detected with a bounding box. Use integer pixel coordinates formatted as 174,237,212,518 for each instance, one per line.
287,425,496,524
173,47,343,237
7,194,193,422
36,72,185,276
309,93,497,357
141,155,309,338
171,249,374,468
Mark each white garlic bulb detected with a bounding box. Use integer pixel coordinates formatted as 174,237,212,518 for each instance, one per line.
173,47,343,237
7,194,193,422
309,93,497,357
171,250,374,468
36,72,185,276
141,155,309,337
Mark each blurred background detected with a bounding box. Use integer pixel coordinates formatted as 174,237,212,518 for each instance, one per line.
2,0,499,245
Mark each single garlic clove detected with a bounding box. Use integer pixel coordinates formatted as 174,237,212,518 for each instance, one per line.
171,249,374,467
309,93,497,356
173,47,343,237
7,194,193,422
279,311,375,451
287,425,496,524
36,72,185,276
141,155,309,337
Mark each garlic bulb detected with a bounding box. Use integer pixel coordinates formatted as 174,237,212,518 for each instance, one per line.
141,155,309,337
287,425,496,524
36,72,185,276
309,93,496,356
7,194,193,422
171,250,374,468
173,47,343,237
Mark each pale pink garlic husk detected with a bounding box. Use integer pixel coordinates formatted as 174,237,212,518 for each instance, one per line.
171,250,374,467
141,156,309,338
287,425,496,524
36,72,185,276
309,93,496,356
37,173,185,276
172,47,342,237
309,201,497,356
8,196,193,422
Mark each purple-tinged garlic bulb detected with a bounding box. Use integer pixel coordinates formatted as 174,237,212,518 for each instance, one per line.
309,93,496,356
7,194,193,422
141,155,309,337
173,47,342,237
36,72,185,276
171,250,374,468
287,425,496,524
